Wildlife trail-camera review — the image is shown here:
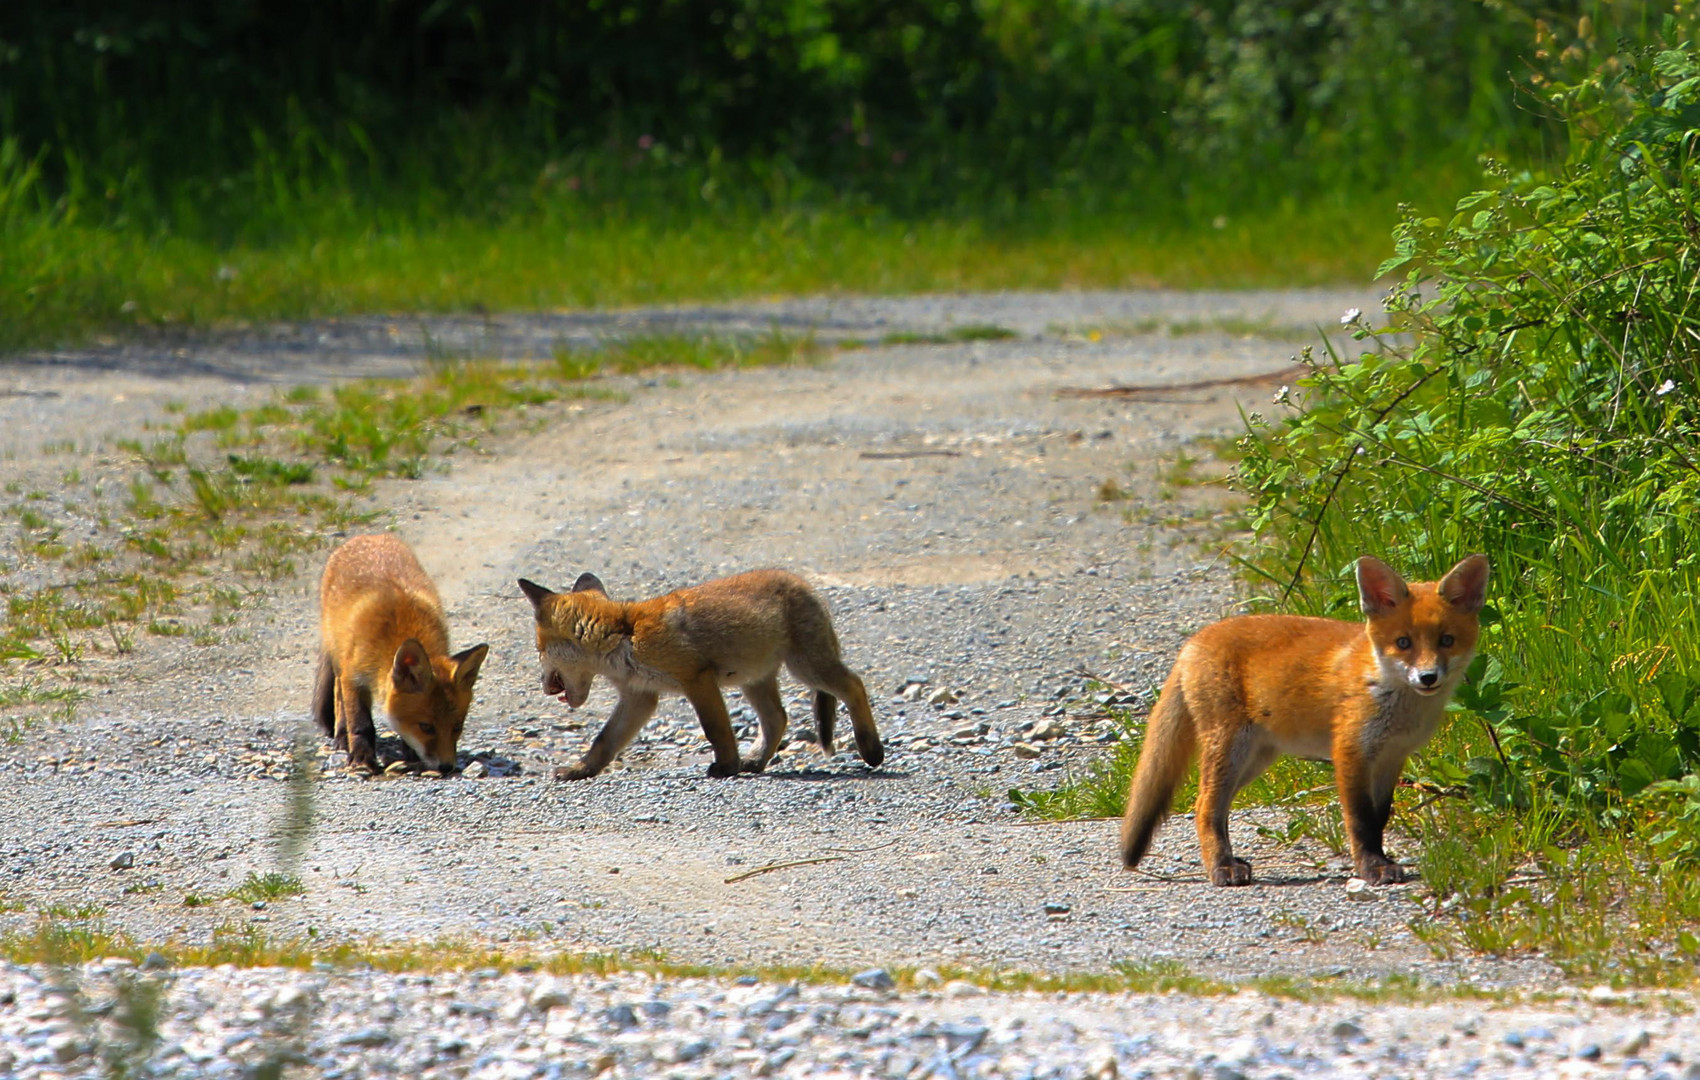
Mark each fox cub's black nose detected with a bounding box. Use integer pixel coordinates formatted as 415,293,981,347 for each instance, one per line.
1418,671,1439,687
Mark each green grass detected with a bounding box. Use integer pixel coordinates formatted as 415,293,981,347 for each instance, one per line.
227,872,305,904
4,184,1440,353
877,324,1019,346
0,916,1503,1003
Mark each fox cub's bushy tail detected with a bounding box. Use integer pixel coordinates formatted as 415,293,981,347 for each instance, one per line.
1119,665,1196,869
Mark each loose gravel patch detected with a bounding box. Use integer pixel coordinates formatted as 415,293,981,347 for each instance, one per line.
4,961,1698,1080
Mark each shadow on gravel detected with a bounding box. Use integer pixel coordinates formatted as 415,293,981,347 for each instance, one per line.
0,308,853,385
755,767,913,782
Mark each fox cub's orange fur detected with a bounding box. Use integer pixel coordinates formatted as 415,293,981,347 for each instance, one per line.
518,569,884,780
1120,554,1490,886
313,534,488,773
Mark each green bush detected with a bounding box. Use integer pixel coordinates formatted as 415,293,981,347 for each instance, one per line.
1238,15,1700,834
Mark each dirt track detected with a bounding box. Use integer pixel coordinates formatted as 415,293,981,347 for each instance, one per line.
0,289,1563,989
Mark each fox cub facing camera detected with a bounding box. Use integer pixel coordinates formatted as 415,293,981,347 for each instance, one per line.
1120,554,1489,886
313,534,489,773
518,569,885,780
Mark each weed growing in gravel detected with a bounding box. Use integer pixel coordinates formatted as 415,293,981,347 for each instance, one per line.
877,324,1019,346
0,918,1492,1003
229,873,306,904
552,330,824,381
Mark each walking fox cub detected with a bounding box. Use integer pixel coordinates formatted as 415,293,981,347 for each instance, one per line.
1120,554,1490,886
313,535,489,774
518,570,885,780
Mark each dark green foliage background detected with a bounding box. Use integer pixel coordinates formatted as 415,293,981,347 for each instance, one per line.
0,1,1604,227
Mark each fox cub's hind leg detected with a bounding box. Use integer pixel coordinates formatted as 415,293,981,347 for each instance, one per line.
311,653,337,738
1194,724,1278,886
789,654,884,769
740,677,789,774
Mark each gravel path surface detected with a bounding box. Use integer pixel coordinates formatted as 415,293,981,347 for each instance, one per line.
5,961,1699,1079
5,289,1686,1076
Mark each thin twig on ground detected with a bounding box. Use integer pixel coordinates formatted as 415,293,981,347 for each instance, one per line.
1055,366,1306,400
724,856,846,884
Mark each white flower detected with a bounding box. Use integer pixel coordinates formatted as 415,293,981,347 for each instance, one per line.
1340,308,1362,326
1657,378,1677,396
1272,385,1291,405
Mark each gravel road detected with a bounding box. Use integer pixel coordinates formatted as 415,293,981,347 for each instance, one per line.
4,289,1690,1077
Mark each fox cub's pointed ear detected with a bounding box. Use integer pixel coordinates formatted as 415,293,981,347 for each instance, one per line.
1356,556,1409,616
392,639,432,694
1439,554,1490,614
572,572,607,595
518,578,554,609
452,643,490,687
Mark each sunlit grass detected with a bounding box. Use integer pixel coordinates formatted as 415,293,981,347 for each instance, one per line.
3,189,1430,353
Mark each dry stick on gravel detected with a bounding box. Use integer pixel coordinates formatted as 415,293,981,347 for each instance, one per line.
1055,366,1306,400
858,449,963,459
724,839,899,883
725,856,847,884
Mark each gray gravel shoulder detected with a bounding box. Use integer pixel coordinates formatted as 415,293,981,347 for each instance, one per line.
6,961,1697,1080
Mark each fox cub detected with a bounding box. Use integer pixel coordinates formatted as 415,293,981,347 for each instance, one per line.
518,569,885,780
313,534,489,773
1120,554,1490,886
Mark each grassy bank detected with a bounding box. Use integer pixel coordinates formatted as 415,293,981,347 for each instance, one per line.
4,178,1424,353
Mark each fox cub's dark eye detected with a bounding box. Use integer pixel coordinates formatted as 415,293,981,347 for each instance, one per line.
1395,636,1412,650
1439,633,1455,647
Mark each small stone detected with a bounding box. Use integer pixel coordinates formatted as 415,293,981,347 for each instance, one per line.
1344,878,1376,901
1211,1067,1246,1080
462,760,489,779
1012,743,1043,759
529,979,572,1011
420,770,442,779
110,851,135,871
1617,1029,1652,1055
269,985,311,1014
339,1027,392,1048
1086,1048,1119,1080
384,760,409,775
927,687,959,706
1330,1020,1364,1041
141,951,171,971
603,1003,639,1029
589,1051,616,1074
943,980,984,999
1029,718,1065,740
1042,901,1072,916
1588,984,1626,1003
1575,1042,1603,1061
46,1033,84,1064
662,1039,712,1063
914,968,942,988
851,967,895,991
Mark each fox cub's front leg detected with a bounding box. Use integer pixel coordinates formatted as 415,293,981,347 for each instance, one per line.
554,689,661,781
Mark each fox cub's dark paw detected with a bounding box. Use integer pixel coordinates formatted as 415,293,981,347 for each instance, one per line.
1357,859,1408,885
553,762,596,782
706,760,741,778
1210,858,1254,887
739,757,770,774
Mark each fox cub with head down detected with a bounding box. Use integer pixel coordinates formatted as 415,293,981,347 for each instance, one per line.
313,534,489,774
518,569,884,780
1120,554,1490,886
